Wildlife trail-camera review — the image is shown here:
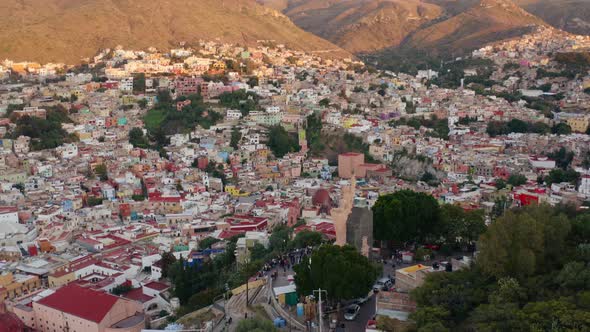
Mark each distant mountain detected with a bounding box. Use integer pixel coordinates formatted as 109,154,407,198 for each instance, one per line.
0,0,349,64
275,0,444,54
402,0,546,54
514,0,590,35
259,0,547,56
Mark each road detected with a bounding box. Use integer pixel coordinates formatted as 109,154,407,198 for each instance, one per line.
342,258,418,331
340,294,376,332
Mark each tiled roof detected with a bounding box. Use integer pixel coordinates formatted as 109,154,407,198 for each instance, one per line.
36,284,119,323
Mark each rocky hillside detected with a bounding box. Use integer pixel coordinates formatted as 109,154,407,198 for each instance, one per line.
285,0,442,53
402,0,546,54
514,0,590,35
0,0,349,64
280,0,444,54
260,0,548,56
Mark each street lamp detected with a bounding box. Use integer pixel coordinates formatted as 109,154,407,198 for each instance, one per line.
313,289,328,332
244,246,250,307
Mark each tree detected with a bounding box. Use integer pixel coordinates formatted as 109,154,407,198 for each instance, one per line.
266,125,300,158
294,245,379,303
10,110,76,151
129,127,149,148
507,173,527,187
552,122,572,135
111,284,133,295
477,206,571,280
236,318,278,332
555,261,590,291
290,230,324,249
133,73,146,93
495,178,507,190
411,267,491,328
439,204,486,245
306,113,324,155
230,126,242,149
548,147,574,169
198,237,220,250
372,190,442,243
138,99,148,109
250,243,269,262
160,251,177,279
545,168,580,185
87,197,103,207
269,225,291,253
95,163,108,181
218,90,259,116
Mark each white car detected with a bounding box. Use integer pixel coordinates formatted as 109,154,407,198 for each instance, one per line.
372,277,393,292
344,304,361,321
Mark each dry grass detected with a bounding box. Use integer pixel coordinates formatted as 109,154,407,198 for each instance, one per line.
0,0,348,64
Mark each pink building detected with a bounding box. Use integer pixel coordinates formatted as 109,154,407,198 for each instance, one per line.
356,163,384,178
11,284,145,332
338,152,364,178
175,77,203,96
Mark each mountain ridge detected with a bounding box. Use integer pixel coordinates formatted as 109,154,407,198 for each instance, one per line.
259,0,551,56
0,0,350,64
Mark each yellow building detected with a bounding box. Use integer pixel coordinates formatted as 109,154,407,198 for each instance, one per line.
343,117,358,129
224,186,249,197
212,61,227,71
0,272,42,301
566,117,589,133
48,269,76,288
76,131,93,141
122,95,137,105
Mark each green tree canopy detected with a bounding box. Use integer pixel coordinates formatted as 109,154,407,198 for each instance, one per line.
266,125,300,158
198,237,220,250
129,127,149,148
372,190,442,243
507,173,527,187
294,245,379,303
477,206,571,280
269,225,292,253
439,204,486,245
290,230,324,249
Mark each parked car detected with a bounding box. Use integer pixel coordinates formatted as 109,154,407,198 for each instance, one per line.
344,304,361,321
424,244,440,251
372,277,393,292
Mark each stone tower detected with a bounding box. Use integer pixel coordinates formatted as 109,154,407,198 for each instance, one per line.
332,176,356,246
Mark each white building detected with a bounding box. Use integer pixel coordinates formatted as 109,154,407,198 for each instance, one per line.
119,77,134,92
226,109,242,120
0,207,19,223
579,175,590,196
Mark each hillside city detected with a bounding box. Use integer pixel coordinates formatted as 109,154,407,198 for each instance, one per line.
0,23,589,332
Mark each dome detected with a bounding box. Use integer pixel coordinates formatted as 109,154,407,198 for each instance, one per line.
312,189,333,208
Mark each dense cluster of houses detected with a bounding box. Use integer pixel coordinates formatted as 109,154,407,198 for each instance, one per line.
0,29,589,330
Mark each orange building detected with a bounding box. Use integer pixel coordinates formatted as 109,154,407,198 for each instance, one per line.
338,152,364,178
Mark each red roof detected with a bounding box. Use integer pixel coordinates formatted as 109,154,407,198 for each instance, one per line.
144,281,169,291
0,206,17,214
0,311,25,332
123,288,153,303
36,284,119,323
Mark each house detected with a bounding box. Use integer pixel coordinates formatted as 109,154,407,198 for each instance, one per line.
395,264,437,292
11,284,145,332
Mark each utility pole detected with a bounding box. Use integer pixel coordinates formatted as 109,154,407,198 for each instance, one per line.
313,289,327,332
